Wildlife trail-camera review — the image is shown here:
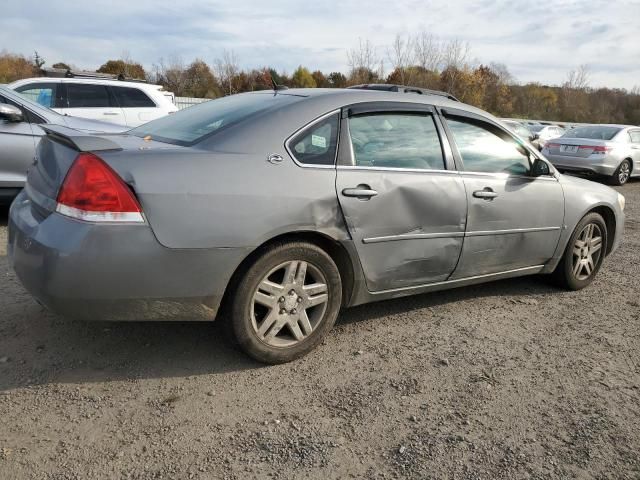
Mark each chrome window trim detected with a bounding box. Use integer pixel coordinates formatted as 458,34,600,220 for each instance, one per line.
336,165,459,175
284,109,341,169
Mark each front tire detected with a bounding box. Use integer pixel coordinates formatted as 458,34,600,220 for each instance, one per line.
230,242,342,364
552,212,607,290
609,159,631,186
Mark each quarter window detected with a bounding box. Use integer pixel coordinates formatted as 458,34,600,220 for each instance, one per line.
629,131,640,143
289,112,339,166
445,116,531,175
67,84,112,108
348,113,445,170
112,87,156,108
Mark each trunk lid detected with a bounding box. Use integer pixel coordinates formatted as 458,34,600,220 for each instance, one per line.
545,138,611,158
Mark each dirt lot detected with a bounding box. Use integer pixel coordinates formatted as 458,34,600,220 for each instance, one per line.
1,180,639,480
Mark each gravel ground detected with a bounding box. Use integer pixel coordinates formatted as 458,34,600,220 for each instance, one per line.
1,180,639,480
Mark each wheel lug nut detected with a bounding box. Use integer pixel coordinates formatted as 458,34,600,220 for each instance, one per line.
291,308,297,315
279,308,286,315
289,290,295,295
297,297,302,303
279,297,285,303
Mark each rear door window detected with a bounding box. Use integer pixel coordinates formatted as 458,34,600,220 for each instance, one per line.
112,87,156,108
67,83,112,108
288,113,339,166
348,113,445,170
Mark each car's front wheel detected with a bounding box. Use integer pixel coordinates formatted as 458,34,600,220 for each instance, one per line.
609,159,631,186
552,212,607,290
230,242,342,364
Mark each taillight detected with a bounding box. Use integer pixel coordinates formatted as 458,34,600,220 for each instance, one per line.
56,152,144,223
587,145,612,154
546,143,560,149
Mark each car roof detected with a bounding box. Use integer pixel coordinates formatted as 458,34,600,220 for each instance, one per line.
9,77,163,91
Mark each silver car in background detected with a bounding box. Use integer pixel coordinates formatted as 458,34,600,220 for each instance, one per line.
8,86,626,364
542,124,640,185
529,124,565,151
0,85,125,204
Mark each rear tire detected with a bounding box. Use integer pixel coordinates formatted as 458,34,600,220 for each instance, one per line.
552,212,607,290
609,159,631,186
230,242,342,364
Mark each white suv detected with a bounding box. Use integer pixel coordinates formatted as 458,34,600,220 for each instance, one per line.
9,77,178,127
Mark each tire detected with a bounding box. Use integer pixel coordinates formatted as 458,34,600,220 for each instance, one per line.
230,242,342,364
552,212,607,290
609,159,631,186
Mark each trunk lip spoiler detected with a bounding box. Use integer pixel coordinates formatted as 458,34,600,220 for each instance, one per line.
40,124,123,152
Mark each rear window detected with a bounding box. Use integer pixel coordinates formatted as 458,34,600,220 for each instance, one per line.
113,87,156,108
130,93,301,146
562,126,622,140
528,125,545,132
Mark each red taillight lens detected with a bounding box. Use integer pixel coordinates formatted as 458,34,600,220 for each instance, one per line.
589,145,612,153
56,153,144,223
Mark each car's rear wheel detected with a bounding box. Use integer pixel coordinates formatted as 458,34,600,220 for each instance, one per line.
552,212,607,290
609,159,631,186
230,242,342,364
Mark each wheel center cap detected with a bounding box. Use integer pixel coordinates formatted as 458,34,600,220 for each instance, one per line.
284,291,299,311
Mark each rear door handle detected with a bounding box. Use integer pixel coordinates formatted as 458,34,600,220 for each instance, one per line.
342,185,378,199
473,188,498,200
103,112,119,116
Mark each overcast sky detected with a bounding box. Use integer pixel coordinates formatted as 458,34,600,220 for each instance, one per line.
2,0,639,89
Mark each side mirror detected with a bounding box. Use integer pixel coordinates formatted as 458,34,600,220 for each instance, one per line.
531,158,551,177
532,133,539,140
0,103,24,123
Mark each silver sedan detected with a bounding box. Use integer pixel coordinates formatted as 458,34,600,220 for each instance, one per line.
8,86,626,363
542,124,640,185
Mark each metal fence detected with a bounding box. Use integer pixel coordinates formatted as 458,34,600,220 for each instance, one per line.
174,96,211,110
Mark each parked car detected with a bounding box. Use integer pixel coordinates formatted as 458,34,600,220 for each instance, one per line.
8,86,625,364
542,125,640,186
0,85,126,204
9,75,178,127
528,124,565,151
502,120,535,143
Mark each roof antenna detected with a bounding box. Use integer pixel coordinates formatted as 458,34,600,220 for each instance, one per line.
270,72,288,92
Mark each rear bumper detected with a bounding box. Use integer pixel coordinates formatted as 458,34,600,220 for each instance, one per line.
8,191,249,321
545,153,619,176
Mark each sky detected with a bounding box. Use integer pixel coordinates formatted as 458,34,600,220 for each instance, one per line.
1,0,639,89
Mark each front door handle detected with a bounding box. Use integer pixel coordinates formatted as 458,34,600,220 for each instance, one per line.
473,188,498,200
102,112,120,116
342,185,378,199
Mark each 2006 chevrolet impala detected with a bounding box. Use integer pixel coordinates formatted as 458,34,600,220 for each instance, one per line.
8,84,626,364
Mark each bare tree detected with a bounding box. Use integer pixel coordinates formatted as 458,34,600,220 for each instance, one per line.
565,64,590,90
387,33,415,85
152,56,188,95
347,38,379,84
214,49,240,95
414,32,442,72
440,39,471,93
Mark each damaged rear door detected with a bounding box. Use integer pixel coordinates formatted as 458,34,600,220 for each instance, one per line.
336,103,467,292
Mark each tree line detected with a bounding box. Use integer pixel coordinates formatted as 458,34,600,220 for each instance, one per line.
1,36,639,125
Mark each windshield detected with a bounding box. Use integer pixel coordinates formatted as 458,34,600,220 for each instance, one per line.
562,125,622,140
130,92,302,146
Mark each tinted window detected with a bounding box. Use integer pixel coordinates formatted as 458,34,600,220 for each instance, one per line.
562,126,622,140
131,92,302,146
289,113,339,165
67,84,111,108
528,125,544,132
446,116,531,175
629,131,640,143
113,87,155,108
15,83,59,108
348,113,445,170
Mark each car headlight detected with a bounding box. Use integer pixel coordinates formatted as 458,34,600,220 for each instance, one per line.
617,193,625,212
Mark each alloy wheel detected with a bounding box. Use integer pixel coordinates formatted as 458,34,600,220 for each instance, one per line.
571,223,603,281
618,161,631,184
250,260,329,348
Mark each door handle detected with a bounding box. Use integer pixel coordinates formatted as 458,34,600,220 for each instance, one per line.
342,185,378,199
473,188,498,200
103,112,119,116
